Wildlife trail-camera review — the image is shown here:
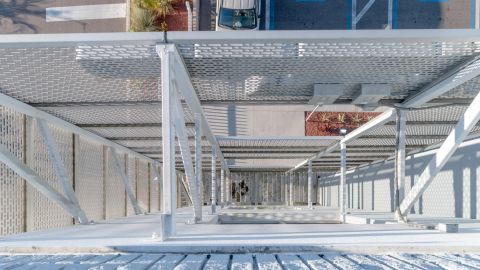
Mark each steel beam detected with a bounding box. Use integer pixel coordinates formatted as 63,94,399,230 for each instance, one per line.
169,45,230,174
0,93,158,164
194,113,203,220
399,89,480,218
110,147,143,215
171,87,201,223
226,172,231,205
0,143,84,222
220,169,225,207
340,142,347,223
394,109,407,221
307,160,313,209
211,149,217,214
289,173,294,206
36,119,89,224
157,44,177,239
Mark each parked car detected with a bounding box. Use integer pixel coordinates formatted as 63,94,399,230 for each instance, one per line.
216,0,260,30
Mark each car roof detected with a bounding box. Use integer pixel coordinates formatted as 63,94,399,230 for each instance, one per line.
221,0,255,9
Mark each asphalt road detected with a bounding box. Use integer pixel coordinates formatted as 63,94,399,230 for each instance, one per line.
0,0,125,34
263,0,473,30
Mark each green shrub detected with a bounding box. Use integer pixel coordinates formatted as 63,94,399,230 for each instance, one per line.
130,7,159,32
138,0,175,17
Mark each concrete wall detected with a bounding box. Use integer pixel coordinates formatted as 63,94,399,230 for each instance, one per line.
319,137,480,219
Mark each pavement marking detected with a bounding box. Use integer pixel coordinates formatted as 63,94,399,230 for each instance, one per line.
46,4,127,22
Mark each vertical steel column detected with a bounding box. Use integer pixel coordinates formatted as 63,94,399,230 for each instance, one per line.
289,173,294,206
394,109,406,221
340,142,347,223
220,169,225,207
387,0,393,29
194,113,203,221
400,89,480,217
211,149,217,214
226,172,231,205
307,160,313,209
157,44,176,239
351,0,357,29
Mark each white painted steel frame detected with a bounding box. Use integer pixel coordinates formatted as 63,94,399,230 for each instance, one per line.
340,142,347,223
110,147,143,215
394,109,406,221
307,160,313,209
211,149,217,214
0,143,86,223
171,83,201,222
36,119,89,224
170,46,230,174
194,113,203,219
399,89,480,217
158,44,177,239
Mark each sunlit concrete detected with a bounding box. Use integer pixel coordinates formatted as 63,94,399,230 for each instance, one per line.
1,207,480,254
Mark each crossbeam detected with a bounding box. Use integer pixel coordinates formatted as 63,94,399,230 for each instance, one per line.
0,143,86,222
36,118,89,224
399,89,480,217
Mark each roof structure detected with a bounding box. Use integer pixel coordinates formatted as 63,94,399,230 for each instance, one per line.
1,30,480,173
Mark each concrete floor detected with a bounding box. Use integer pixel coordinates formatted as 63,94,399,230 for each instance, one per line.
2,207,480,254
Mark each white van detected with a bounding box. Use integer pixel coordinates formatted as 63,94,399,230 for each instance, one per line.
215,0,260,30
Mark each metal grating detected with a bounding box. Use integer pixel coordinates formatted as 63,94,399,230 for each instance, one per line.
149,164,160,212
136,159,150,212
0,106,25,236
126,156,137,216
26,122,73,231
74,136,105,222
105,150,126,219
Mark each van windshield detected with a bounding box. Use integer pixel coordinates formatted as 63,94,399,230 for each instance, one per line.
219,8,256,29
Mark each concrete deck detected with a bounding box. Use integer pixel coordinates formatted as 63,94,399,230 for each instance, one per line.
1,207,480,254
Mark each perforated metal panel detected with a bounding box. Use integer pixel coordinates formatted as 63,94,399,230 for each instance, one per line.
74,136,105,222
26,122,73,231
136,159,150,211
105,150,126,219
125,156,137,216
149,163,160,212
0,106,25,236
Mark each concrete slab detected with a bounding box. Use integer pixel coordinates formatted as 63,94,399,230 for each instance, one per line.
1,207,480,254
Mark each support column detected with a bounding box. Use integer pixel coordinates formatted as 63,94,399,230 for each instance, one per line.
220,169,225,207
289,173,294,206
400,89,480,218
308,160,313,209
211,149,217,214
394,109,406,221
226,172,231,205
340,142,347,223
194,113,203,221
157,44,176,239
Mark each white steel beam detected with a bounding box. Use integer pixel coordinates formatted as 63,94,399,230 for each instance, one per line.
399,89,480,217
340,142,347,223
289,173,294,206
157,44,177,239
36,119,89,224
220,169,225,207
353,0,376,25
307,160,313,209
194,113,203,219
169,45,230,174
0,93,158,164
171,85,201,223
211,149,217,214
0,143,85,222
394,109,406,221
226,172,231,205
110,147,143,215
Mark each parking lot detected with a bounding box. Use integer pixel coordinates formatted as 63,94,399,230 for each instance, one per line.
259,0,474,30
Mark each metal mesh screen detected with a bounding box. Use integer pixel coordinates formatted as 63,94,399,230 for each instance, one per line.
0,106,25,236
105,150,126,219
136,159,150,211
149,163,160,212
74,136,105,222
126,156,137,216
26,122,73,231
